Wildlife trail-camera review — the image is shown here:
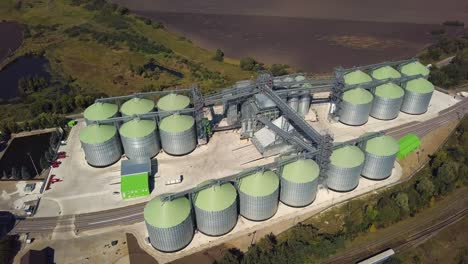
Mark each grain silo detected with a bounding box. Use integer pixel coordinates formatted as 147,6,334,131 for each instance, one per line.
338,88,374,125
237,170,279,221
362,135,399,180
144,196,194,252
370,83,405,120
287,94,299,112
298,83,312,117
399,61,430,78
157,93,191,117
80,124,122,167
327,145,365,192
193,183,238,236
83,102,119,125
120,97,155,117
119,118,160,160
159,114,197,155
343,70,372,85
400,78,434,115
371,66,402,80
280,159,320,207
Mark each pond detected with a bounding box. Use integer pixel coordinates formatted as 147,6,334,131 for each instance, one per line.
0,56,51,101
0,21,23,64
0,132,55,180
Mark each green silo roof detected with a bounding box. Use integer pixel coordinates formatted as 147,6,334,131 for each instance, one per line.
120,97,155,116
283,77,294,82
344,70,372,85
84,102,118,121
400,61,429,77
157,93,190,111
119,119,156,138
371,66,402,80
365,135,399,156
295,75,306,81
194,183,237,211
343,88,374,104
331,145,365,168
405,78,434,94
144,196,191,228
159,114,194,133
238,170,279,197
80,124,117,144
282,159,319,183
375,83,404,99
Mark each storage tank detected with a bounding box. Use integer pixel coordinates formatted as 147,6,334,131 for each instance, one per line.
371,66,402,80
399,61,430,79
119,118,160,160
370,83,405,120
120,97,155,117
159,114,197,155
343,70,372,85
193,183,238,236
280,159,320,207
400,78,434,114
83,102,119,125
338,88,374,125
362,135,399,180
298,83,312,117
80,124,122,167
144,196,194,252
157,93,191,118
287,95,299,112
237,170,279,221
327,145,365,192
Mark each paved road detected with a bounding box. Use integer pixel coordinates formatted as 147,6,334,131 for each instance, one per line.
9,99,468,235
324,189,468,263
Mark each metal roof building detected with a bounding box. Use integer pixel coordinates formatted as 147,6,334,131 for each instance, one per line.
144,196,194,252
193,183,238,236
121,158,151,199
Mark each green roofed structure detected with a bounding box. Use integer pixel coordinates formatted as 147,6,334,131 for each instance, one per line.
339,88,374,125
399,61,430,78
405,78,434,94
120,159,151,199
280,159,320,207
362,135,399,179
344,70,372,85
80,124,122,167
330,145,365,168
327,145,365,192
83,102,118,125
120,97,155,116
371,66,402,80
398,133,421,159
157,93,190,112
343,88,374,104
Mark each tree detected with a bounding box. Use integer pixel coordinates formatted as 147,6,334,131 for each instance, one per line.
240,57,258,71
212,49,224,62
269,64,289,76
376,196,400,227
416,177,435,202
20,166,32,180
394,192,410,213
117,7,129,15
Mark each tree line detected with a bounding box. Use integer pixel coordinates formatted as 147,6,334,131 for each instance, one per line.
217,117,468,264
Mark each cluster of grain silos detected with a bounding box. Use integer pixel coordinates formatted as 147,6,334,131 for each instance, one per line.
144,133,399,251
338,60,434,125
80,93,196,167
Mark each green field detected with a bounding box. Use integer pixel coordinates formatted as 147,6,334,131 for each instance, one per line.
0,0,253,97
121,172,149,199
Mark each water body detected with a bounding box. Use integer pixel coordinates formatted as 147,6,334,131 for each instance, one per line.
0,56,51,101
0,21,24,63
0,132,53,179
144,61,184,78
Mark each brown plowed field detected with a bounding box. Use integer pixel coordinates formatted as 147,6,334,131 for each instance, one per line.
113,0,468,72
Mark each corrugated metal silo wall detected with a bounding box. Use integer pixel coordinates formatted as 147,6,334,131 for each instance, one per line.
280,177,318,207
298,94,311,117
239,189,279,221
400,90,433,114
370,96,404,120
327,164,363,192
160,126,197,155
81,136,122,167
84,112,119,126
145,216,194,252
338,101,372,125
362,152,397,180
194,201,238,236
287,96,299,112
121,131,160,160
